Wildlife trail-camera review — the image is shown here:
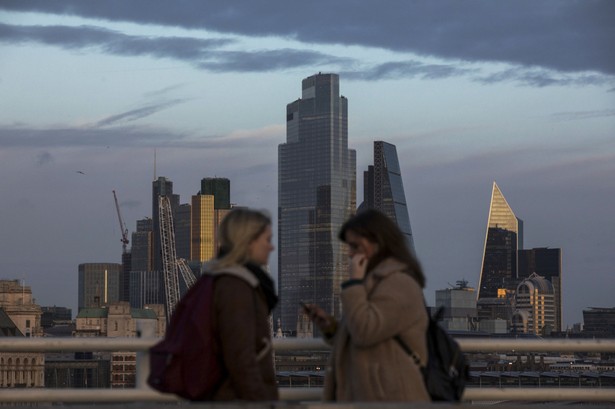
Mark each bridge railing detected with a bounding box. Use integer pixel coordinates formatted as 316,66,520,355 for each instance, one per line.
1,337,615,403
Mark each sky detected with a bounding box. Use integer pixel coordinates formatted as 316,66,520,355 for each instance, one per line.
0,1,613,327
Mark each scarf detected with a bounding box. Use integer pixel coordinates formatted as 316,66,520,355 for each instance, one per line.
244,262,278,312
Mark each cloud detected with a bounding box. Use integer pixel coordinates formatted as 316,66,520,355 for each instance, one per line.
2,1,614,76
476,67,614,88
342,60,476,81
95,99,190,127
549,109,615,122
0,123,284,150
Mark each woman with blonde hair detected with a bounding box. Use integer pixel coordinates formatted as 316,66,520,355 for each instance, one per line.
204,207,278,401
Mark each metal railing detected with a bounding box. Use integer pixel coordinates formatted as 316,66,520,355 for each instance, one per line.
1,337,615,403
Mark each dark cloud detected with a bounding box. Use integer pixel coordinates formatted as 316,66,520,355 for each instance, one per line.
342,60,476,81
0,124,281,150
476,67,614,88
198,49,352,72
1,1,614,76
96,99,190,127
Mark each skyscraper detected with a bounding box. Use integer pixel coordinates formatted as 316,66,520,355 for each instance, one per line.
511,273,555,335
477,182,523,323
518,247,562,332
201,177,231,210
152,177,179,273
278,73,356,335
78,263,121,310
191,194,215,262
190,177,233,263
360,140,415,253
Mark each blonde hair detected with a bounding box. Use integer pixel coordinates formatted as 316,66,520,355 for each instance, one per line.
212,208,271,269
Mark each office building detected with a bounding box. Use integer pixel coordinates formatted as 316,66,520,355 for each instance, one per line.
130,218,153,273
519,247,562,332
201,177,231,210
360,140,415,253
583,307,615,338
477,182,523,324
191,194,216,262
512,273,556,335
191,177,233,263
129,270,163,309
175,203,192,260
78,263,121,311
0,280,43,338
152,177,179,273
278,73,356,335
435,280,478,331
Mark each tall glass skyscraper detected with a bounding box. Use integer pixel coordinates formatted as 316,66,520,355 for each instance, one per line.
360,141,415,254
477,182,523,322
278,73,356,335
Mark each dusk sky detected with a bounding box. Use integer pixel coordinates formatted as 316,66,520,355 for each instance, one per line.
0,1,613,326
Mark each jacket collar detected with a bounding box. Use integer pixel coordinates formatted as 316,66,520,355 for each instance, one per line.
202,263,259,287
364,257,408,291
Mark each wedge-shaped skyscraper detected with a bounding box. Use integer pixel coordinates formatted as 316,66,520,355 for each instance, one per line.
477,182,524,321
360,141,415,254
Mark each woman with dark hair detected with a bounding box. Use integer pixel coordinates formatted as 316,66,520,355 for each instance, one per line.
204,207,279,401
305,209,430,402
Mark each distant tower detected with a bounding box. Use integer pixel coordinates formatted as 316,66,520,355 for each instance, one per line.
201,177,231,210
152,177,179,273
512,273,555,335
78,263,121,311
278,73,356,335
360,141,415,254
192,177,233,262
477,182,523,324
518,247,562,332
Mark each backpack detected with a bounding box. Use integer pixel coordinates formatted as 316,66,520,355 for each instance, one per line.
396,307,469,401
147,274,222,400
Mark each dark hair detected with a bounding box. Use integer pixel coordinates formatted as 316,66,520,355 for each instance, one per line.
338,209,425,288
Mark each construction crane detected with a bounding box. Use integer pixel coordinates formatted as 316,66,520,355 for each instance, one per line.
158,196,197,322
112,190,129,253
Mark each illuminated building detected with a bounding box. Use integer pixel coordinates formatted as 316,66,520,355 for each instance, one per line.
477,182,523,325
512,273,555,335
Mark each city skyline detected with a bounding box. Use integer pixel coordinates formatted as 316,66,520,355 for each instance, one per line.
0,2,613,326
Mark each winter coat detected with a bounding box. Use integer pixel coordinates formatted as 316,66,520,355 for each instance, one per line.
323,257,430,402
207,265,278,401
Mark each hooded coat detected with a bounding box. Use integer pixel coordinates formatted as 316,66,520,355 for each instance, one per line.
207,264,278,401
323,257,430,402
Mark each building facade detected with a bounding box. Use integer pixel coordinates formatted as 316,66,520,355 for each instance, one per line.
519,247,562,332
278,73,356,335
477,182,523,324
0,283,45,388
583,307,615,338
75,302,165,388
512,273,556,335
78,263,121,311
435,281,478,331
360,141,415,254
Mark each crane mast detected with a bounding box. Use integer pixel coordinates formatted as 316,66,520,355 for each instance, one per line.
112,190,129,253
158,196,198,322
159,196,181,321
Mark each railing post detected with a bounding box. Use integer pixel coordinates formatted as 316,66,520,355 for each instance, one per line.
135,322,156,390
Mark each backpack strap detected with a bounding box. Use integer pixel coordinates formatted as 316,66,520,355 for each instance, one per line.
394,335,423,367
